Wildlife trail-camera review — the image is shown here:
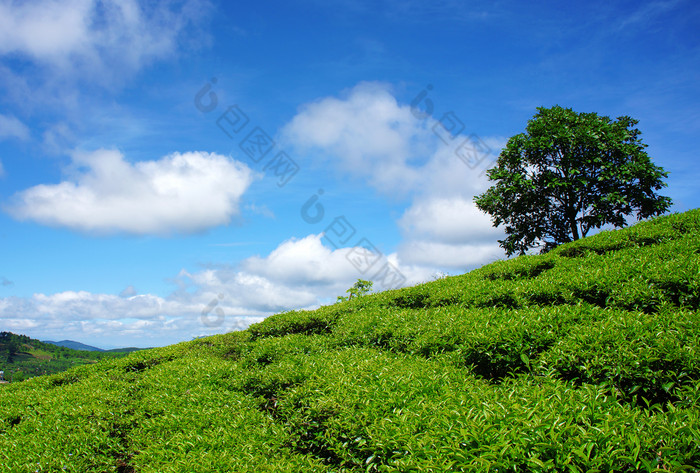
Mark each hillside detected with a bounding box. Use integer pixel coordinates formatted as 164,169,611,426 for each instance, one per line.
1,210,699,472
0,332,131,383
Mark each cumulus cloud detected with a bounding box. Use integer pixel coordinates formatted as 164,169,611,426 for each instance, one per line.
188,234,429,317
181,233,439,321
33,290,172,320
0,113,30,141
397,196,505,269
0,233,435,346
0,0,210,80
176,267,321,315
284,82,508,270
0,291,215,347
283,81,433,193
5,149,255,235
399,196,502,245
398,240,504,268
242,234,359,286
393,138,508,269
239,234,434,295
0,282,272,347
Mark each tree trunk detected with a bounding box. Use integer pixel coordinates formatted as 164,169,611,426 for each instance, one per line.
569,209,580,241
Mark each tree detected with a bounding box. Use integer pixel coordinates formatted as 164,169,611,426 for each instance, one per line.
5,339,20,363
475,106,672,256
337,279,373,302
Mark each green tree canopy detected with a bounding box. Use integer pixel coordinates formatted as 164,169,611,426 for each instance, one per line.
5,339,20,363
475,106,672,256
337,279,373,302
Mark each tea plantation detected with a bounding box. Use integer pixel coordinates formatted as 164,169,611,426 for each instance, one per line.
1,210,699,472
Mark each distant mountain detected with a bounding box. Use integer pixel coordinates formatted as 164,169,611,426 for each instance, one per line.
42,340,104,351
42,340,150,353
105,347,150,353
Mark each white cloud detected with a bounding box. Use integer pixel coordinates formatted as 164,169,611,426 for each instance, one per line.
198,234,440,312
399,196,503,244
0,113,30,141
0,0,210,80
284,82,509,270
419,137,505,197
0,291,219,347
283,82,507,198
0,160,4,177
0,0,92,59
176,267,322,315
242,234,359,285
393,136,507,269
397,196,505,269
0,283,271,346
0,233,434,347
6,149,255,235
181,233,426,319
238,234,440,296
398,240,503,268
33,291,171,320
283,81,433,194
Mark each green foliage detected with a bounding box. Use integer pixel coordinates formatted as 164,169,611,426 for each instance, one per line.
337,279,374,302
475,105,672,256
1,210,700,471
5,339,19,363
0,332,130,382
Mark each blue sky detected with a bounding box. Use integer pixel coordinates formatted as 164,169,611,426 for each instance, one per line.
0,0,698,348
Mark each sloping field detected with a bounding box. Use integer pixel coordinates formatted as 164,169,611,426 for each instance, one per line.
1,210,699,472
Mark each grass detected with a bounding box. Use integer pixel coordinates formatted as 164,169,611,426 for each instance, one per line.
1,209,699,471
